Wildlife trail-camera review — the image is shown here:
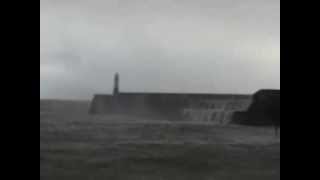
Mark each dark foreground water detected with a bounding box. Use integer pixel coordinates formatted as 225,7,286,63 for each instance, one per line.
40,101,280,180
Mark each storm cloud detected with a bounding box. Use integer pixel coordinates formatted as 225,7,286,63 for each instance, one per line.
40,0,280,100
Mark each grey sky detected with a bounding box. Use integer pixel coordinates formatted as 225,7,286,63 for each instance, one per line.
40,0,280,100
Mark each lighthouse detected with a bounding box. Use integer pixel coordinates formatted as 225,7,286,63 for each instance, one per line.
113,72,119,96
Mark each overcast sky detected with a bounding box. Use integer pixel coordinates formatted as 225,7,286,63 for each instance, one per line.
40,0,280,100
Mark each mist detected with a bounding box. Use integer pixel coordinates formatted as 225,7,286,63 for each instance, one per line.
40,0,280,100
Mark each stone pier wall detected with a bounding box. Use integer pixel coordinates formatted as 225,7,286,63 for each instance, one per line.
89,92,252,123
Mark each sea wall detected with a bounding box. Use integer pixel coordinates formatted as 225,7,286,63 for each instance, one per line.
90,93,252,123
